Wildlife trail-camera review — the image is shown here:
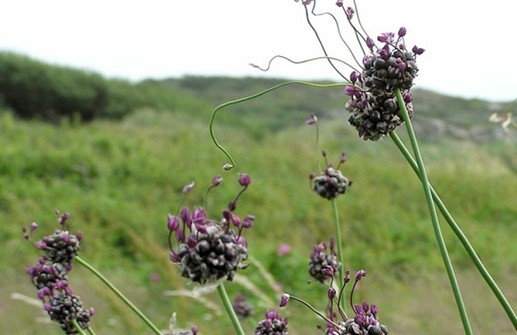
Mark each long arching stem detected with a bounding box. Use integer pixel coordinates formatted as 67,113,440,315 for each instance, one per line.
209,81,345,170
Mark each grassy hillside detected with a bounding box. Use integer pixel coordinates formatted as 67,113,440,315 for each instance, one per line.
2,104,516,334
1,52,516,335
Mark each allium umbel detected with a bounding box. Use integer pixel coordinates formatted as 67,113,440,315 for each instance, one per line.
310,151,352,200
168,176,253,285
309,239,341,283
280,270,388,335
24,211,94,334
345,27,424,141
255,310,289,335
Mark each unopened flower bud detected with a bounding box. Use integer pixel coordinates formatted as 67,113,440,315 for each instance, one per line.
279,293,290,307
238,173,251,187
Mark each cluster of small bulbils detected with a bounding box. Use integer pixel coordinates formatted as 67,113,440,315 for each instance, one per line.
168,174,254,285
310,150,352,200
345,27,425,141
232,293,254,319
255,309,289,335
280,269,388,335
309,238,341,283
23,211,94,334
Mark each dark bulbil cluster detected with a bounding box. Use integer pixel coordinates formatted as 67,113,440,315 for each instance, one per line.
232,293,254,319
312,167,352,200
255,310,289,335
44,293,94,334
168,174,254,285
345,28,424,141
309,239,341,283
23,211,93,334
310,152,352,200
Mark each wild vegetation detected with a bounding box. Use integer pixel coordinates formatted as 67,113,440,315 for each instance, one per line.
1,54,516,334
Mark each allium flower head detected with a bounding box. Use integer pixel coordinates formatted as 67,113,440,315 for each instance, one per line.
280,269,388,335
344,28,423,141
24,211,94,334
255,310,288,335
168,175,253,285
309,239,341,283
45,291,94,334
232,293,254,319
312,167,352,200
38,229,81,265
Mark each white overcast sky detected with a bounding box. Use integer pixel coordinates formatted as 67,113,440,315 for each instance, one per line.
1,0,515,102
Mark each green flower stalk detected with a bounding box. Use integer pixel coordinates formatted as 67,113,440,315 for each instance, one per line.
395,89,473,335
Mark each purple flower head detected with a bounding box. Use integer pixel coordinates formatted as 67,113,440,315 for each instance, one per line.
211,175,223,187
182,181,195,194
279,293,290,307
57,212,70,226
412,45,425,55
328,287,336,299
349,71,359,84
242,215,255,229
192,208,207,225
167,177,253,285
306,113,318,125
344,85,359,96
191,325,199,335
398,26,407,37
167,214,180,232
309,240,341,283
345,6,355,20
255,310,288,335
223,209,241,227
354,269,367,281
377,32,395,44
366,37,375,51
277,244,291,256
238,173,251,187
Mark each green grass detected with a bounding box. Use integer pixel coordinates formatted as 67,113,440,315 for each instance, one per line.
2,105,516,334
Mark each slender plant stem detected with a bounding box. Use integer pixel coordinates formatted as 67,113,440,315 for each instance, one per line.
389,131,517,330
86,327,97,335
209,81,345,169
217,283,245,335
72,319,88,335
331,199,345,304
75,256,163,335
395,89,473,335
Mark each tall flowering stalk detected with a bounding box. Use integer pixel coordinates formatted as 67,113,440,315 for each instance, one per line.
208,0,517,333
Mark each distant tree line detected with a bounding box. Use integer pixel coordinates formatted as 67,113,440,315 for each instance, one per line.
0,52,203,122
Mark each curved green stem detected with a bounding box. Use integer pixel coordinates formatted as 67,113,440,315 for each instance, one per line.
72,319,88,335
252,55,358,74
331,198,345,306
303,3,347,80
209,81,345,170
75,256,163,335
86,327,97,335
217,283,245,335
395,89,473,335
389,131,517,330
